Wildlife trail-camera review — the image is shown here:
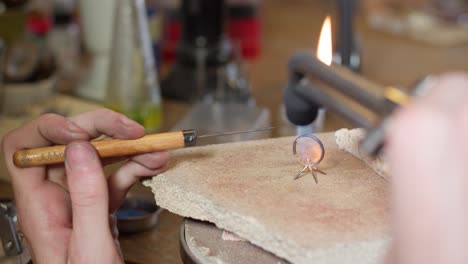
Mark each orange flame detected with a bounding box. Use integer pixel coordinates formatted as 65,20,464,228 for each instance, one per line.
317,16,332,66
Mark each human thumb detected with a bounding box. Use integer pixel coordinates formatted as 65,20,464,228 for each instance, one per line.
65,142,118,261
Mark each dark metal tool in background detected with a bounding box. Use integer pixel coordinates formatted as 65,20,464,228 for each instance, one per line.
161,0,251,103
13,127,273,168
285,51,433,156
0,199,31,264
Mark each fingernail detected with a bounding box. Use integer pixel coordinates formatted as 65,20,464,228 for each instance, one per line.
121,116,141,127
65,142,97,171
68,121,86,137
122,117,145,135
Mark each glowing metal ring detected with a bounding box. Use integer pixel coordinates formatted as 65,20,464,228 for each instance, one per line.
292,134,325,166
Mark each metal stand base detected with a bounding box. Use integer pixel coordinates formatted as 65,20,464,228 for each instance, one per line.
179,219,288,264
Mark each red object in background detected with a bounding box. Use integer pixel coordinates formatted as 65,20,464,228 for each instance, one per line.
160,4,261,64
227,15,261,59
26,14,52,36
162,17,181,63
227,4,261,60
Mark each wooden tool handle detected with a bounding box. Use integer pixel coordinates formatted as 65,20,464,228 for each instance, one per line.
13,130,196,168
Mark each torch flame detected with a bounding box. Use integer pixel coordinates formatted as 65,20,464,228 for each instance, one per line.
317,16,332,66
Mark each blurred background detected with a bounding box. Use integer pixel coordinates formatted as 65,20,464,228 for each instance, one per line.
2,0,468,136
1,0,468,263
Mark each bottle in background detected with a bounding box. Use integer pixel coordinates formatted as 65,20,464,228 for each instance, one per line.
107,0,163,132
77,0,116,101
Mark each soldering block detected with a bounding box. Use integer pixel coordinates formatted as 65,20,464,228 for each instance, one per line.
143,133,390,264
334,128,389,180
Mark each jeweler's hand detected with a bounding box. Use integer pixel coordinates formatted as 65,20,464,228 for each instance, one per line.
1,109,169,263
386,73,468,264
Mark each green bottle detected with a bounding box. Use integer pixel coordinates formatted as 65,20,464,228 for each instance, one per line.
106,0,162,132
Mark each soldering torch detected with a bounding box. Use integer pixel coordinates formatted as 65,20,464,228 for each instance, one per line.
284,51,433,156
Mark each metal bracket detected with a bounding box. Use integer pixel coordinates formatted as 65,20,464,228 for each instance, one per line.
0,200,22,257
